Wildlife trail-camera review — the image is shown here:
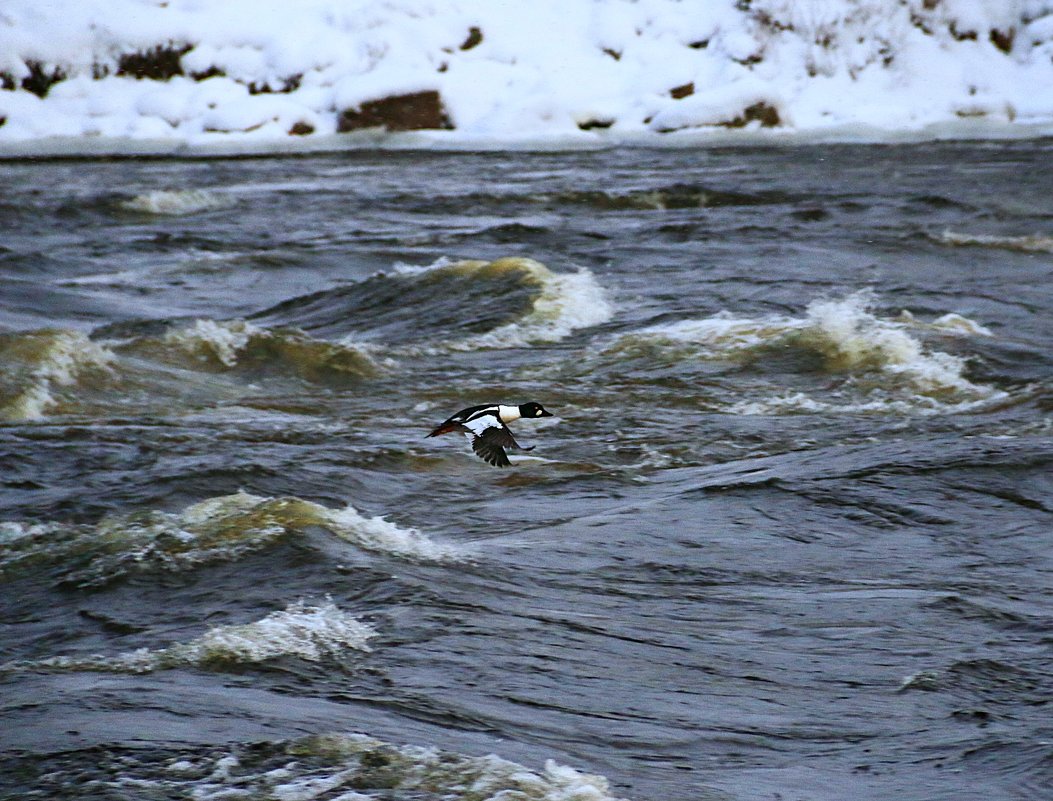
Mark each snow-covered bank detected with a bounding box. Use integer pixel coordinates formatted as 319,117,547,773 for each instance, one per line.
2,0,1053,156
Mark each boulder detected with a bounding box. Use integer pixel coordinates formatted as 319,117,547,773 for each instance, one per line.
337,90,453,133
460,27,483,50
720,102,780,128
117,43,192,80
670,82,695,100
19,61,67,98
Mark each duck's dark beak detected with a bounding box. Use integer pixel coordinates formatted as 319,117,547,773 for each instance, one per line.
540,409,554,417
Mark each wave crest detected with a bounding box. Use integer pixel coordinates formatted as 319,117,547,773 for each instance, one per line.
6,601,375,674
396,257,613,352
608,292,1004,414
0,491,458,587
156,319,379,379
0,329,115,421
935,230,1053,254
67,732,629,801
118,189,233,216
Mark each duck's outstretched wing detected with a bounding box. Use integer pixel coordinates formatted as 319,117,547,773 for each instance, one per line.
463,414,533,467
471,425,518,467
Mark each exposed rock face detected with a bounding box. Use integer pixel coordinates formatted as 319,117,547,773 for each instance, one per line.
14,61,67,98
460,26,483,50
336,90,453,133
990,28,1014,54
288,121,314,136
116,44,192,80
248,74,302,94
670,82,694,99
721,102,781,128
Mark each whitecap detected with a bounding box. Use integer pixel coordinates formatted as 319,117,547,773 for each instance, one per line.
119,189,234,216
163,319,261,367
611,291,1004,414
10,601,375,674
0,491,459,587
150,318,379,378
935,230,1053,254
71,732,630,801
378,257,613,352
0,329,115,421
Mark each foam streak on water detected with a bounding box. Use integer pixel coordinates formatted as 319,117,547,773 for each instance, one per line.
936,229,1053,253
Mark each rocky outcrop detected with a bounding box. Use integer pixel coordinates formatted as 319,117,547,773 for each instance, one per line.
990,28,1015,54
337,90,453,133
577,118,614,131
720,102,780,128
670,82,694,100
3,61,67,98
116,43,192,80
460,26,483,50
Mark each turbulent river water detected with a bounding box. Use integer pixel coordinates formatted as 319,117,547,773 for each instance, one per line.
0,143,1051,801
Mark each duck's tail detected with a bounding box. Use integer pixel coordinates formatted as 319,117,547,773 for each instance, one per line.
426,422,459,438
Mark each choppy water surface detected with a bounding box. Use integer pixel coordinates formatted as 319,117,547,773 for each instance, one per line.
1,143,1051,801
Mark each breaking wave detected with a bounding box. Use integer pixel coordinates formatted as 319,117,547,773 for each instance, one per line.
934,230,1053,253
414,257,613,351
606,291,1005,414
58,732,629,801
531,183,788,211
0,320,377,420
7,601,374,674
253,256,611,352
0,491,459,588
150,318,380,379
118,189,234,216
0,329,115,421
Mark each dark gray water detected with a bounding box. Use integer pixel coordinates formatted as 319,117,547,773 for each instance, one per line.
1,143,1051,801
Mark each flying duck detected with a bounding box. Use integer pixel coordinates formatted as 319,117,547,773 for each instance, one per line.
426,402,553,467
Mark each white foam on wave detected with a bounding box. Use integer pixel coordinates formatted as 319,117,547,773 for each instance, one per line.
926,312,993,337
619,291,1004,414
388,257,613,352
935,230,1053,254
458,263,612,350
11,601,375,674
630,311,804,352
158,491,461,563
164,319,261,367
156,318,380,377
730,390,1001,416
119,189,234,216
130,733,630,801
0,491,458,587
0,330,115,421
803,293,984,396
321,501,461,562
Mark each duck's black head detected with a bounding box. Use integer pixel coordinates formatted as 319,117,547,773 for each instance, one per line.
518,401,553,418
